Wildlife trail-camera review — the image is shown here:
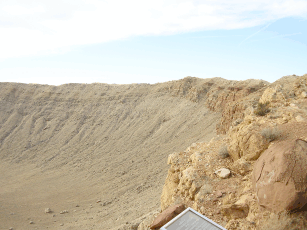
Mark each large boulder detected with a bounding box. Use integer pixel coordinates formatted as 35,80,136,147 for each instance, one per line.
149,204,185,229
253,139,307,212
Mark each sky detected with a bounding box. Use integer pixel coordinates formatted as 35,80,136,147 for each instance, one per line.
0,0,307,85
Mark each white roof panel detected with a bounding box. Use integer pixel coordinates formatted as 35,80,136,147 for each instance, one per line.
160,207,227,230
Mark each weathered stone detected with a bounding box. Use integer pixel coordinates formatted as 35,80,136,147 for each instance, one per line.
228,120,269,161
160,168,180,211
215,168,231,179
149,204,185,229
221,203,249,220
195,183,213,203
221,194,252,219
177,167,204,200
216,191,223,198
230,158,252,176
253,139,307,212
190,152,205,166
45,208,52,213
167,153,178,165
60,210,68,214
259,86,285,104
296,115,305,122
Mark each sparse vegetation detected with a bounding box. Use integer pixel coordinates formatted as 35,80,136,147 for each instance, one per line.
254,102,270,116
261,127,281,142
218,144,229,158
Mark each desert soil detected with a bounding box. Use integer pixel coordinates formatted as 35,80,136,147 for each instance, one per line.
0,79,220,230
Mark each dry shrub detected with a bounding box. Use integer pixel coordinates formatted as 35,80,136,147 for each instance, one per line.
219,144,229,158
254,102,270,116
261,127,281,142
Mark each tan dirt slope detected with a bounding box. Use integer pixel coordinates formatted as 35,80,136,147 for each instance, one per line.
0,77,267,230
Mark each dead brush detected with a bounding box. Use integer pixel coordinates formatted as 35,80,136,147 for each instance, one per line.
254,102,270,116
261,127,281,142
218,144,229,159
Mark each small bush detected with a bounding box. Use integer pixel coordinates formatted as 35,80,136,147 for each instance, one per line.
261,127,281,142
219,145,229,158
254,102,270,116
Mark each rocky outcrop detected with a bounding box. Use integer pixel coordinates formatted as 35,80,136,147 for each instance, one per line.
253,139,307,212
293,74,307,97
206,80,267,134
259,87,286,104
145,74,307,230
167,77,269,135
227,116,270,161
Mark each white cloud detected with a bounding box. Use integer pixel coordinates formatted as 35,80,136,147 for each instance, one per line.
1,0,307,59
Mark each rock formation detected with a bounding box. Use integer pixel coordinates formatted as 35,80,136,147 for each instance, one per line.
253,139,307,212
149,74,307,230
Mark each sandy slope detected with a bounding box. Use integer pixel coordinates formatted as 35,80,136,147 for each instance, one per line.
0,78,221,229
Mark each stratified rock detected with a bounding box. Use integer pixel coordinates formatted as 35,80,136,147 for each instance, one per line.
149,204,185,229
253,139,307,212
215,168,231,179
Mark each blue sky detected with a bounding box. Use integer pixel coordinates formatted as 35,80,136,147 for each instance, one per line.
0,1,307,85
